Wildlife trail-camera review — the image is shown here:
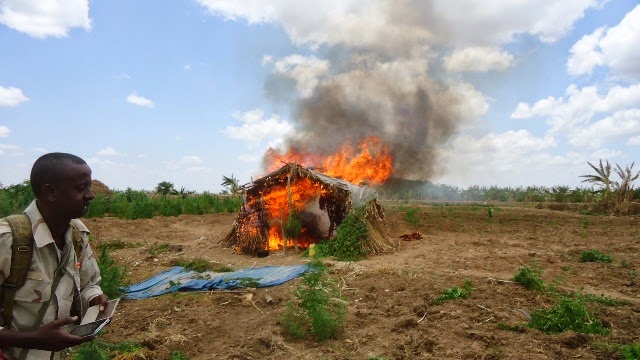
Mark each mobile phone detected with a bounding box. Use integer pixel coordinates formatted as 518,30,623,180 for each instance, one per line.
70,318,111,337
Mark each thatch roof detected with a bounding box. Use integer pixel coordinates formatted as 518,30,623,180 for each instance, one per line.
222,163,396,256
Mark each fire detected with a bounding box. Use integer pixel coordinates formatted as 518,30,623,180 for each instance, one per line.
265,136,393,185
243,177,324,251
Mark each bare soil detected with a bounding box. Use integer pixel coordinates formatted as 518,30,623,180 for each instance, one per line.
84,203,640,359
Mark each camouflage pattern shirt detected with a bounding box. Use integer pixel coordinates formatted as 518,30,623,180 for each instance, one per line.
0,200,104,360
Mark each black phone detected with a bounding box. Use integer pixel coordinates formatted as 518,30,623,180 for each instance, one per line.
69,318,111,337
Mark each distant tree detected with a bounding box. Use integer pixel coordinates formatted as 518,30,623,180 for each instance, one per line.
580,159,612,195
221,175,241,196
156,181,176,196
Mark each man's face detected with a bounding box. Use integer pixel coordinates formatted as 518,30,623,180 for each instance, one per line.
52,163,95,218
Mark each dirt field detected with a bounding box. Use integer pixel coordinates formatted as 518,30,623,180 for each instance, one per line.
84,203,640,359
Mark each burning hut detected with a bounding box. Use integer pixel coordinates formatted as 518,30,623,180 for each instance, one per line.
222,163,395,256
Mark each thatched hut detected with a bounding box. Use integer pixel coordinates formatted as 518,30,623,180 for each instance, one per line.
222,163,396,256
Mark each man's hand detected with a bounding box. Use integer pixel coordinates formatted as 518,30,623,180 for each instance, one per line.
16,316,93,351
89,294,109,312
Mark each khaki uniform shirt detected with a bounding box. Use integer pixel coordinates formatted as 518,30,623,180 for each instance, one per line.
0,200,104,360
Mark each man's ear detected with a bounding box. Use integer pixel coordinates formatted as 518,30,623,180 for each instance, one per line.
40,184,56,202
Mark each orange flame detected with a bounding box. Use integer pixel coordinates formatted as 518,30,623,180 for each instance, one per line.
265,136,393,185
244,178,325,251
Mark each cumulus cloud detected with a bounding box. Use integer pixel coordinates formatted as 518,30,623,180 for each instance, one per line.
0,86,29,106
0,0,91,38
443,47,514,72
97,147,124,156
126,93,154,108
181,155,204,165
512,83,640,149
512,83,640,130
0,125,10,137
197,0,601,51
567,5,640,80
569,109,640,148
223,109,294,148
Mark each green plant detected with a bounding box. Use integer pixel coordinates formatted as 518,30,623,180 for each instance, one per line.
513,261,545,291
403,207,419,225
170,350,190,360
315,207,369,261
580,250,613,263
71,339,145,360
528,294,609,335
580,293,632,306
486,206,494,219
284,211,303,246
175,258,214,273
620,260,631,268
228,277,260,288
430,280,473,305
280,261,347,341
581,217,590,229
619,344,640,360
149,242,170,256
96,247,128,299
97,238,138,251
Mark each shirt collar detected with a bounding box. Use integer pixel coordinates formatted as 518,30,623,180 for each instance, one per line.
24,200,76,249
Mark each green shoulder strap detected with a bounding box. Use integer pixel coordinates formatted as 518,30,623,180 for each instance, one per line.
1,214,34,328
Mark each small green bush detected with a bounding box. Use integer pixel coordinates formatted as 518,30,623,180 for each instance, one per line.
580,250,613,263
430,280,472,305
619,344,640,360
71,339,145,360
315,208,369,261
97,247,128,299
403,207,419,225
280,261,347,341
170,350,190,360
513,261,545,291
528,295,609,335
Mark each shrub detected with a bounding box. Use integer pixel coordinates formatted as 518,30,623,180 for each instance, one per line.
97,247,128,299
85,195,107,218
71,339,145,360
580,250,613,263
170,350,190,360
528,295,609,335
315,208,369,261
280,261,347,341
430,280,473,305
513,261,545,291
619,344,640,360
403,207,419,225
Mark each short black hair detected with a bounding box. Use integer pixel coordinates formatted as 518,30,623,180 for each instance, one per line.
30,152,87,196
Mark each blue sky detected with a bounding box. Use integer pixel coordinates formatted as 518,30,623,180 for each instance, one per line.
1,0,639,192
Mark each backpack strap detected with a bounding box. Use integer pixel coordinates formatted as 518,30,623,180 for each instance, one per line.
0,216,85,328
1,215,34,328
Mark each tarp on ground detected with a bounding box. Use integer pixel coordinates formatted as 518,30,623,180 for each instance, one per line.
122,264,311,299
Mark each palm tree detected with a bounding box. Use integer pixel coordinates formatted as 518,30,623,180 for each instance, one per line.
221,174,241,196
612,162,640,203
580,159,612,195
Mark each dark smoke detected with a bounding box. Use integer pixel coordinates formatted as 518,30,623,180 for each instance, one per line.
263,47,465,181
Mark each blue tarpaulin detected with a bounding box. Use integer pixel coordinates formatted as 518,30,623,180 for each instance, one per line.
122,264,312,299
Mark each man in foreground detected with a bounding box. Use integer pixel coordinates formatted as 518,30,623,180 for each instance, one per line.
0,153,108,359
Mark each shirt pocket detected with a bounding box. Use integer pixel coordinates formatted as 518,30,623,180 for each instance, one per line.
14,278,52,303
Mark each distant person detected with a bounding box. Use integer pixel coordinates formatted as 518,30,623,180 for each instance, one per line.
0,152,108,360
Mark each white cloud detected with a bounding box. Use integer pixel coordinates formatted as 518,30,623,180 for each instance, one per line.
511,83,640,132
223,109,294,148
97,147,124,156
567,5,640,80
629,136,640,146
570,109,640,148
197,0,601,52
448,82,489,122
272,54,329,97
0,86,29,106
0,125,10,137
443,47,514,72
0,0,91,38
126,93,154,108
434,130,585,187
181,155,204,165
32,147,47,153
